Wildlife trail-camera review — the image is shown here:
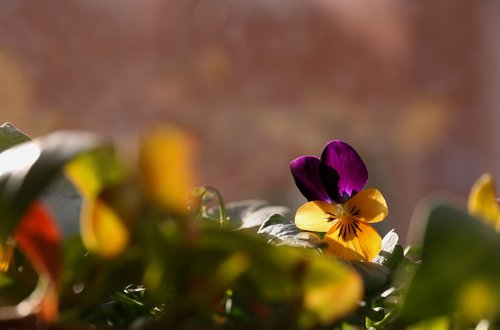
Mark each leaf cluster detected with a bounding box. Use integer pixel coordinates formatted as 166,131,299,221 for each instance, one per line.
0,123,497,330
0,124,361,329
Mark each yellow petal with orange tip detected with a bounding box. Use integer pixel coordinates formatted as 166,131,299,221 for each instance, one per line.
345,188,388,223
468,173,500,230
65,149,129,257
14,202,62,322
139,126,196,215
324,221,382,261
295,201,338,233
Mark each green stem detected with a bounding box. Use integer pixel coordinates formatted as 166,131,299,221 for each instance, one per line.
111,292,144,307
202,185,228,227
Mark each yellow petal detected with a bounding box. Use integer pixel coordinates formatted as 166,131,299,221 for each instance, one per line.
324,221,381,261
80,199,129,258
467,173,500,229
345,188,388,223
295,201,337,232
139,127,196,215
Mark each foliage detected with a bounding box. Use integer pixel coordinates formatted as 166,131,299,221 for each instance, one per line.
0,122,497,329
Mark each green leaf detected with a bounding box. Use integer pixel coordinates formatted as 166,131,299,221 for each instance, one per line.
207,199,290,230
199,227,363,326
399,203,500,324
146,224,362,326
0,122,30,153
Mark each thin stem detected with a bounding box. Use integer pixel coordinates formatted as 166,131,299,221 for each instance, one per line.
201,185,228,227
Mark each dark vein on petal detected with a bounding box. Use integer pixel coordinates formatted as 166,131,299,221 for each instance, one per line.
334,218,363,241
352,219,362,233
325,211,337,222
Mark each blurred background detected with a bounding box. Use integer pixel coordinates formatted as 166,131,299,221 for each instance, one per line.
0,0,499,242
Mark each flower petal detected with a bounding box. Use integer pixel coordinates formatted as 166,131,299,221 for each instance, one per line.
139,126,196,215
324,221,382,261
468,173,500,230
295,201,337,232
80,199,129,258
320,141,368,203
345,188,388,223
290,156,332,202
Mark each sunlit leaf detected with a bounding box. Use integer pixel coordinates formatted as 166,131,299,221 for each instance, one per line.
217,199,289,229
0,123,30,153
373,229,404,271
139,127,196,215
258,214,324,248
0,131,107,243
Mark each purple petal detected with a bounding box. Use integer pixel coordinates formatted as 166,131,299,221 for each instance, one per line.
290,156,332,202
320,140,368,203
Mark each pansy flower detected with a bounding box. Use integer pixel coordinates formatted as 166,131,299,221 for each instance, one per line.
468,173,500,231
290,140,388,261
